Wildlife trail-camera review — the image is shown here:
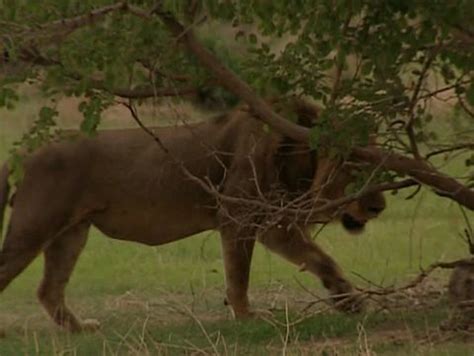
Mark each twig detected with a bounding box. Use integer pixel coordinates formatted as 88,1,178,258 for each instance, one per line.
92,80,198,99
329,5,353,104
150,2,309,143
5,2,128,48
356,258,474,297
406,47,439,160
122,100,169,153
426,143,474,159
32,2,127,33
404,184,422,200
124,111,417,224
458,205,474,254
352,146,474,210
457,91,474,119
420,79,473,101
149,3,474,210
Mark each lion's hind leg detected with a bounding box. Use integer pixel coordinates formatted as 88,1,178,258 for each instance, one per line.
37,222,97,332
0,213,53,293
0,233,42,293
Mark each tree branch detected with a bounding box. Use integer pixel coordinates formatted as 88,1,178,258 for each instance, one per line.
88,79,198,99
148,5,474,210
426,143,474,159
352,147,474,210
122,100,169,153
151,3,310,143
20,2,128,44
405,47,438,160
357,257,474,297
451,24,474,46
7,47,198,99
457,91,474,119
329,5,353,105
2,2,129,69
14,2,469,210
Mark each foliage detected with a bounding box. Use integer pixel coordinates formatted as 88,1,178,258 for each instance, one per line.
0,0,473,187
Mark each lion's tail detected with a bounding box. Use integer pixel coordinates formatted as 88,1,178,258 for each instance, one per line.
0,163,10,241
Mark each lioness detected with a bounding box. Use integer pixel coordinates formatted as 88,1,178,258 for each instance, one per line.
0,101,386,332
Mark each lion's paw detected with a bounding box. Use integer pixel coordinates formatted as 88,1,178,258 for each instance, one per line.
332,292,365,314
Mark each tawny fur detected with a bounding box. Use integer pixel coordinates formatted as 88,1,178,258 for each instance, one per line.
0,101,386,332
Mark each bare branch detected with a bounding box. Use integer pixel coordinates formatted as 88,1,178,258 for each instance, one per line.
89,80,198,99
451,24,474,46
457,92,474,119
1,2,128,76
6,2,471,210
22,1,128,43
9,49,198,99
419,79,473,101
329,5,353,105
458,206,474,254
116,101,420,225
122,100,169,153
406,47,439,160
405,184,422,200
150,3,310,143
147,6,474,210
352,146,474,210
357,258,474,297
426,143,474,159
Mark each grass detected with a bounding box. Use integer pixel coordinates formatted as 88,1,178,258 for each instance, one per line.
0,95,473,354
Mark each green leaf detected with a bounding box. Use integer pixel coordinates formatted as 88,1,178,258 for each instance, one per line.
38,106,58,126
78,96,109,135
248,33,258,44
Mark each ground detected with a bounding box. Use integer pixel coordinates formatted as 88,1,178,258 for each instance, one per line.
0,92,473,355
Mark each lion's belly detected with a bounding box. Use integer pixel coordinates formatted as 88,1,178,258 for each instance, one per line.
90,203,218,246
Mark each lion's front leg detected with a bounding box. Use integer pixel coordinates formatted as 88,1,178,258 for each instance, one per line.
259,225,363,313
220,229,256,319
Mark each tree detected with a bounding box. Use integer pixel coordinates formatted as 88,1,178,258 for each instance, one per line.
0,0,473,210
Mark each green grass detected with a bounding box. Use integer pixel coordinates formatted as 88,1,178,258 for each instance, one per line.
0,98,473,355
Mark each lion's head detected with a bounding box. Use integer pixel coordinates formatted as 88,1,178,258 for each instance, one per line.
312,157,386,234
275,98,386,233
341,190,386,234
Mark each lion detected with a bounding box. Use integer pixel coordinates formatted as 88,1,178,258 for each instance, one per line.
0,100,386,332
